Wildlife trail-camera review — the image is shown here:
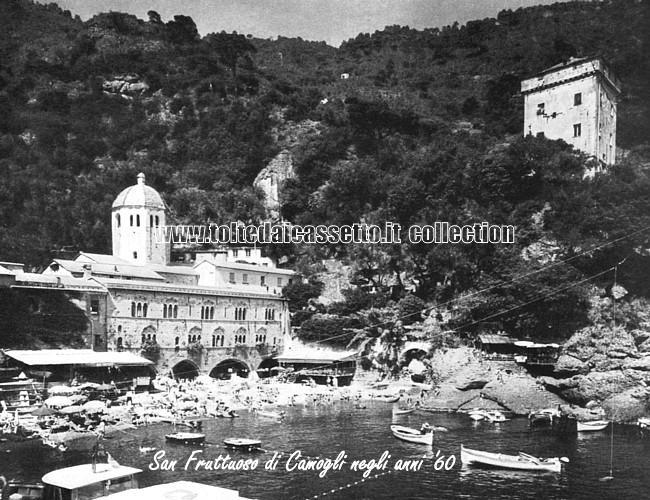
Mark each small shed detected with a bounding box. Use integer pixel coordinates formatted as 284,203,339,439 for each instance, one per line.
476,334,519,358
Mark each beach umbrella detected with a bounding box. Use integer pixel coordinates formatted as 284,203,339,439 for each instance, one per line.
48,386,76,395
69,394,88,404
59,405,84,414
30,406,57,417
82,400,106,412
44,396,73,408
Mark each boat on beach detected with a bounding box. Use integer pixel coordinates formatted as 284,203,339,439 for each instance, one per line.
576,420,609,432
223,438,262,451
390,424,433,445
164,432,206,445
460,445,566,472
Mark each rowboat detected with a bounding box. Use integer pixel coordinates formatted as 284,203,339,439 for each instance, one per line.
460,445,566,472
254,409,284,419
224,438,262,451
165,432,205,445
390,425,433,445
392,405,416,415
576,420,609,432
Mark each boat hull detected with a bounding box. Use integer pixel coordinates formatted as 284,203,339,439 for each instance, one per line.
224,438,262,452
460,445,562,472
576,420,609,432
390,425,433,445
165,433,205,445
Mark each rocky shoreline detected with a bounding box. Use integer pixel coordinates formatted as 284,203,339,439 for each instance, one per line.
415,334,650,422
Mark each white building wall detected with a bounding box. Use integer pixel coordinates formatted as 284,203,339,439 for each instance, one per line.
522,58,619,167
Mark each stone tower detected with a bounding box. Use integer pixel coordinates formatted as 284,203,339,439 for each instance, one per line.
521,57,621,168
111,173,169,265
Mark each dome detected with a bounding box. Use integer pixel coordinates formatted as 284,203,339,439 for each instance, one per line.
112,173,166,210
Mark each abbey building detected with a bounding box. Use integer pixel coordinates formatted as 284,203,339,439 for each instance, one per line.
42,173,294,379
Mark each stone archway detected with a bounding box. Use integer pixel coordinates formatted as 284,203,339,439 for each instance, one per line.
209,359,250,380
172,359,200,380
256,356,279,379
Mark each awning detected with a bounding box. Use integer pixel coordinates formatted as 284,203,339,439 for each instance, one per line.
3,349,153,367
478,335,517,344
276,348,357,365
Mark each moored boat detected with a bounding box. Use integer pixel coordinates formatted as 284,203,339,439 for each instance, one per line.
392,405,415,415
576,420,609,432
460,445,566,472
164,432,206,445
223,438,262,451
390,424,433,445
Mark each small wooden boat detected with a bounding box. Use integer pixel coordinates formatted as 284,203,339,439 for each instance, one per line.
165,432,206,445
254,409,284,419
460,445,566,472
377,395,400,403
467,410,485,421
390,425,433,445
577,420,609,432
484,410,508,422
392,405,415,415
223,438,262,451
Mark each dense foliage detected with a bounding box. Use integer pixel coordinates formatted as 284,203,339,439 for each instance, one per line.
1,0,649,343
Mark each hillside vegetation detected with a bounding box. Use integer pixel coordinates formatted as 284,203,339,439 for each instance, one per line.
1,0,649,346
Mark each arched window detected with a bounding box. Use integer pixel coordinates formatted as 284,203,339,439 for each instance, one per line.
136,303,142,317
175,336,180,346
149,215,153,227
116,214,121,228
130,215,133,226
131,302,136,317
136,214,140,227
200,306,204,320
155,216,160,226
210,307,215,319
173,305,178,318
142,303,148,317
152,334,156,342
212,335,216,347
141,333,146,343
117,337,123,348
163,304,167,318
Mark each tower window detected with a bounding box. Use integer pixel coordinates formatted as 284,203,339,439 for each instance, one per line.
116,214,121,228
574,93,582,106
150,215,153,227
136,215,140,227
130,215,133,226
133,251,138,260
573,124,581,137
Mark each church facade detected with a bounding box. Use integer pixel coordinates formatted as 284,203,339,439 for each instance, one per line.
44,174,294,379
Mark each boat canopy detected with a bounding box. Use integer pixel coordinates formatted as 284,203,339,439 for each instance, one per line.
3,349,153,367
106,481,248,499
42,464,142,490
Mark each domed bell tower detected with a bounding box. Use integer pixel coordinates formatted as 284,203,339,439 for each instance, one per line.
112,173,169,266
